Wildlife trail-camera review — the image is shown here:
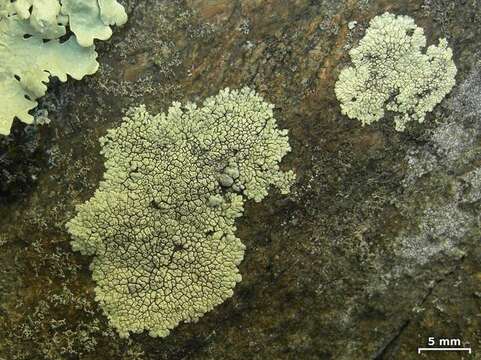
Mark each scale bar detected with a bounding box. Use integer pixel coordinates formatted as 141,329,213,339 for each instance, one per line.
418,348,472,354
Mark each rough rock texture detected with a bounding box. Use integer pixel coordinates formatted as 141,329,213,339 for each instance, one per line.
0,0,480,359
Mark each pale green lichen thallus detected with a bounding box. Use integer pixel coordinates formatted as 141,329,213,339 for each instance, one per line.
0,0,127,135
335,12,457,131
66,88,295,338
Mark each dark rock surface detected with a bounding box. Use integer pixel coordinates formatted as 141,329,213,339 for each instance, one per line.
0,1,479,359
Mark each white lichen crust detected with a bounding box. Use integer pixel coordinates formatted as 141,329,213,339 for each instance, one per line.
335,12,457,131
67,88,295,338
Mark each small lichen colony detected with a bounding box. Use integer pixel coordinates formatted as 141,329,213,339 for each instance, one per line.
67,88,295,338
0,0,127,135
335,12,457,131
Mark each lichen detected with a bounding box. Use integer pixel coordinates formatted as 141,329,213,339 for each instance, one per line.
61,0,127,47
66,87,295,338
335,12,457,131
0,0,127,135
0,15,98,135
392,65,481,277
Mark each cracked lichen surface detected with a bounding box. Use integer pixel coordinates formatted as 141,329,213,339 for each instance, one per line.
335,12,457,131
67,87,294,338
1,0,481,359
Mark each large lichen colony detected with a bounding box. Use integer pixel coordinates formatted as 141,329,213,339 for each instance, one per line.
0,0,127,135
335,12,457,131
67,88,295,338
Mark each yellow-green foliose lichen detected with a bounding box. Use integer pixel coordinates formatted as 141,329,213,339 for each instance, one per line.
335,12,457,131
62,0,127,47
0,0,127,135
66,87,295,338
